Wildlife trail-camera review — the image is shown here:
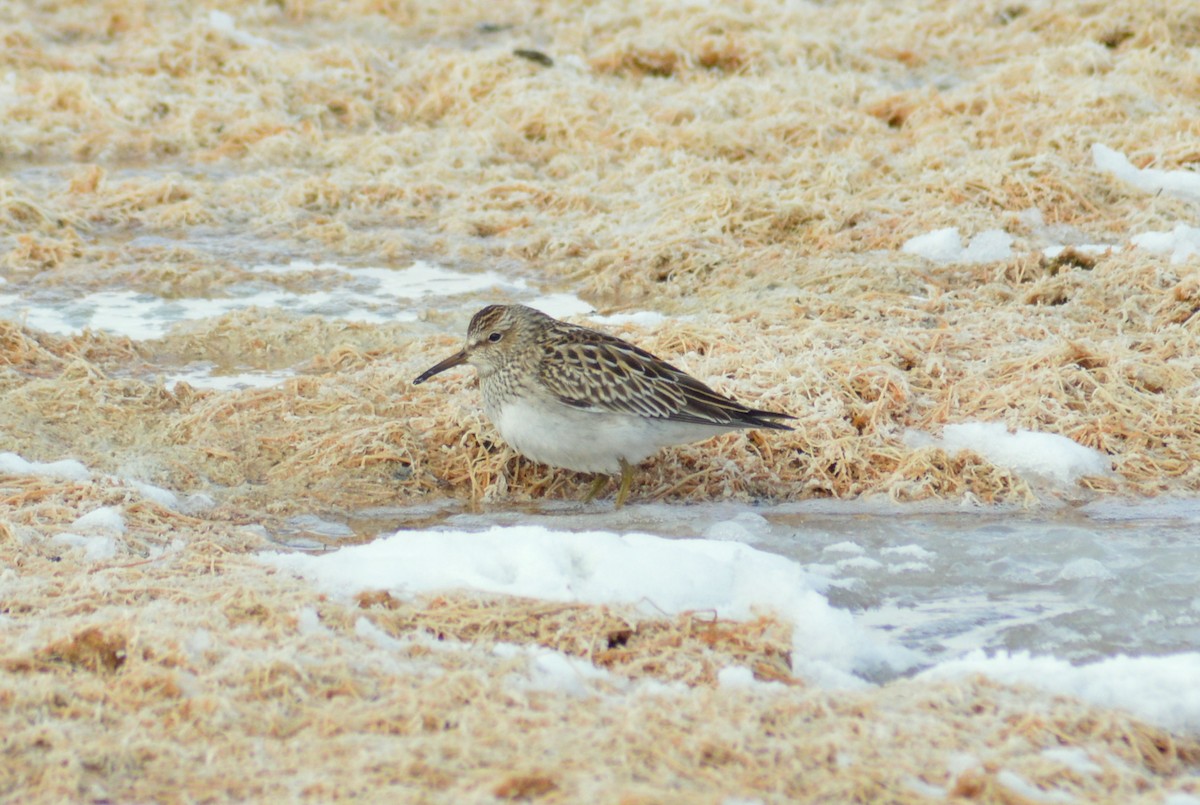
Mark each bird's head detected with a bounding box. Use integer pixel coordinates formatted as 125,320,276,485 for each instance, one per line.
412,304,542,384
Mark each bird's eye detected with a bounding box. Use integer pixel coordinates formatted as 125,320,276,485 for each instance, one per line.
488,331,503,343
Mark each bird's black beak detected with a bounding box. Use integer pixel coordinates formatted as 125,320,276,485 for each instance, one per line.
413,349,468,385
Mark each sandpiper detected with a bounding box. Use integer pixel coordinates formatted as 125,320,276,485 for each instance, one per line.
413,304,793,506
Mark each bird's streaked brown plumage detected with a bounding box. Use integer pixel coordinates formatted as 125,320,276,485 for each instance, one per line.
414,304,793,506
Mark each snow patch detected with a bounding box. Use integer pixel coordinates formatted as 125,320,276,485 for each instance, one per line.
902,228,1012,264
259,525,917,687
0,452,91,482
129,479,179,509
1131,224,1200,264
207,10,277,49
921,650,1200,734
1092,144,1200,204
71,506,126,533
50,532,119,561
525,293,595,318
905,422,1110,485
717,665,782,690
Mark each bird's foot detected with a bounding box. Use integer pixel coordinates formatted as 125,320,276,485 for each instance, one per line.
614,458,634,508
583,474,608,503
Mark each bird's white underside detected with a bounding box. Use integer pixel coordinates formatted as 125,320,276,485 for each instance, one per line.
487,396,733,474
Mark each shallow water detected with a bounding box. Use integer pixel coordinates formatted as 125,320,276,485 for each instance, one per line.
330,499,1200,680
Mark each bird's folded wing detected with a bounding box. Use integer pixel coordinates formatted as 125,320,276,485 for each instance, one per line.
536,336,755,426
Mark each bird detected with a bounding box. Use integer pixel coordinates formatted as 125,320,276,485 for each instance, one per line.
413,304,793,506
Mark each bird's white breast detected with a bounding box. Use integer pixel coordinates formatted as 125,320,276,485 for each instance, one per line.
486,396,725,475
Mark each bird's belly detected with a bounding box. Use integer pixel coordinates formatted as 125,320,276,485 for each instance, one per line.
488,397,724,474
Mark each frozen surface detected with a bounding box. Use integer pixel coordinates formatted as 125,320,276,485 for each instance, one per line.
50,531,120,561
163,363,295,392
905,422,1111,485
922,650,1200,734
901,227,1013,263
71,506,126,533
261,498,1200,731
207,10,276,49
1093,143,1200,204
525,292,595,318
0,258,666,346
262,525,911,688
1131,224,1200,264
0,451,91,482
0,259,529,338
1042,244,1113,259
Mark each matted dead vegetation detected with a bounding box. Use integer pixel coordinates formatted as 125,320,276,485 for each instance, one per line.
3,0,1200,800
3,486,1200,802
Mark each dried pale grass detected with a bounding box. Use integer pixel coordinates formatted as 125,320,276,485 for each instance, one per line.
2,479,1199,803
3,0,1200,799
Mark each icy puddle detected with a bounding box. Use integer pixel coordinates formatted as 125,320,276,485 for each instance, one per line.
0,259,527,339
263,498,1200,732
377,499,1200,668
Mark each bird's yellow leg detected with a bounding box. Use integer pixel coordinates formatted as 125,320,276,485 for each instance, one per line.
583,474,608,503
614,458,634,508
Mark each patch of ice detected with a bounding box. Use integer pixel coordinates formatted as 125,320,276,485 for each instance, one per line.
525,292,594,318
836,556,884,572
1078,498,1200,522
1092,144,1200,204
704,512,771,542
1130,224,1200,264
0,452,91,482
887,562,932,574
285,514,355,539
207,10,277,49
902,227,963,262
905,423,1110,484
921,650,1200,734
0,259,523,338
717,665,780,690
961,230,1013,263
354,617,403,650
128,479,179,509
71,506,126,533
50,532,119,562
259,525,918,687
517,648,611,697
164,364,294,393
881,544,935,560
1042,244,1114,259
902,228,1012,264
1057,558,1114,582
